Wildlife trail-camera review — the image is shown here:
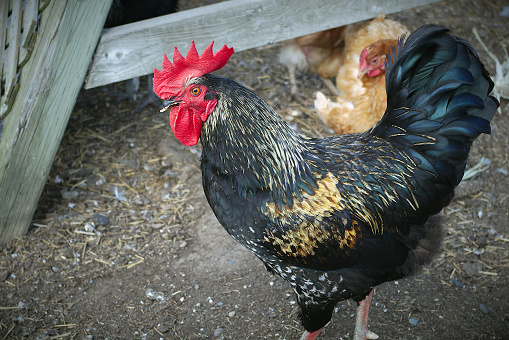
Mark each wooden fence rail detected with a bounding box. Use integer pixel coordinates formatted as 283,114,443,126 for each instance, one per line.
85,0,440,89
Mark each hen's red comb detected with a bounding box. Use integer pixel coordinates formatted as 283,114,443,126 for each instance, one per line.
153,41,234,99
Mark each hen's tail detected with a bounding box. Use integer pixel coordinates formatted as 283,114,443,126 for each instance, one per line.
373,25,498,187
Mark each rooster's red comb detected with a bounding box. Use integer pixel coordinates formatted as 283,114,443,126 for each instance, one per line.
153,41,234,99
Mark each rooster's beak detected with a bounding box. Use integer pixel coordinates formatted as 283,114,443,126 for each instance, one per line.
160,98,182,113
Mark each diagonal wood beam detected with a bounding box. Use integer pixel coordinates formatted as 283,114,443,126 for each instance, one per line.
85,0,441,89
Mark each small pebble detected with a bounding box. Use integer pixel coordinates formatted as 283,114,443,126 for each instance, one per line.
61,189,79,199
500,6,509,17
133,196,144,205
95,177,106,186
409,317,419,326
479,304,489,314
157,324,170,333
84,223,96,233
497,168,508,176
92,214,109,226
461,261,483,275
228,311,236,317
214,327,224,337
146,289,166,301
473,247,485,255
126,138,137,148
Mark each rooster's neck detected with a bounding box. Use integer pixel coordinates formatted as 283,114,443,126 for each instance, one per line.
198,74,322,205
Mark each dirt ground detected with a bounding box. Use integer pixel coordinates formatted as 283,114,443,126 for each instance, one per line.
1,0,509,339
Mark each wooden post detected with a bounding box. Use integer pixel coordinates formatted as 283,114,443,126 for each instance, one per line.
0,0,113,243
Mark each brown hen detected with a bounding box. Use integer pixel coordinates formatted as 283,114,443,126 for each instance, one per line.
314,14,408,134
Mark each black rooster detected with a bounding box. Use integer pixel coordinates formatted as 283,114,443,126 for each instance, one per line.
153,26,498,339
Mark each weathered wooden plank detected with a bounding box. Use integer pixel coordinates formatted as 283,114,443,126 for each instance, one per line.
19,29,38,68
0,0,7,84
39,0,50,12
2,0,22,104
85,0,441,89
18,0,39,67
21,0,38,48
0,0,113,243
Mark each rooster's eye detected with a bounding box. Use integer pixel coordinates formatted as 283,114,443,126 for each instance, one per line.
191,87,201,96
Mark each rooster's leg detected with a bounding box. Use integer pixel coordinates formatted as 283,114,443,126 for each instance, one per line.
288,65,298,97
300,329,321,340
135,74,161,111
353,290,379,340
288,66,312,105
